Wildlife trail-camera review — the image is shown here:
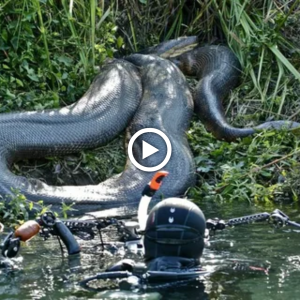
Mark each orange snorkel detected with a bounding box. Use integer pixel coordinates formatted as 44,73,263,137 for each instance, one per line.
138,171,169,231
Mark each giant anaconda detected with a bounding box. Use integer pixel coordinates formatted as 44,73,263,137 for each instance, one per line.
0,41,299,216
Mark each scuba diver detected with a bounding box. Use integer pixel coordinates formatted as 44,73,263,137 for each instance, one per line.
78,171,210,291
101,198,208,290
107,177,206,268
78,171,294,291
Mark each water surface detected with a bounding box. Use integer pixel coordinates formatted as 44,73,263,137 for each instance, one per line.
1,201,300,300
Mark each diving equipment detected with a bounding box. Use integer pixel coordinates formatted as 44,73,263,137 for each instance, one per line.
138,171,169,231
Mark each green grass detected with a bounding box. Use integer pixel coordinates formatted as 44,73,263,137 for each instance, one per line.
187,121,300,204
0,0,300,223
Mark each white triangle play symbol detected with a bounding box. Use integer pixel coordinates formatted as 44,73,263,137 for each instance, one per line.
142,140,159,159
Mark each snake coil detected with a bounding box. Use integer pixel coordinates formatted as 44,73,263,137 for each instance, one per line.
0,41,298,216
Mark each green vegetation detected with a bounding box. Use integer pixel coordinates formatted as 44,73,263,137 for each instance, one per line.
186,0,300,206
0,0,300,222
0,190,46,227
188,123,300,205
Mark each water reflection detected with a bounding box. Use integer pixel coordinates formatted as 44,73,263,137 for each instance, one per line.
0,201,300,299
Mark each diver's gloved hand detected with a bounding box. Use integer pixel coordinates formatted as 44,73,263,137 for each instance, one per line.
106,259,136,272
147,256,200,271
105,259,146,291
106,259,147,274
118,275,141,291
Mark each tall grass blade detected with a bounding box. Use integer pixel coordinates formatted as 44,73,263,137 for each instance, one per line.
269,45,300,81
90,0,96,68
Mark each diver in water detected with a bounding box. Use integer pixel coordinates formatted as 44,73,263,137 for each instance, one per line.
97,171,209,290
84,171,270,291
107,197,206,272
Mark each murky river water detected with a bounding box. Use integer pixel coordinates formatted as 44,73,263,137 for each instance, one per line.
1,200,300,300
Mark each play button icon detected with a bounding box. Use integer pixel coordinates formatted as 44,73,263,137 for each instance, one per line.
142,141,159,159
128,128,172,172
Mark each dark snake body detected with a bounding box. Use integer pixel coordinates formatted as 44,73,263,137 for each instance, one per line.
0,44,298,216
171,45,300,141
0,53,194,216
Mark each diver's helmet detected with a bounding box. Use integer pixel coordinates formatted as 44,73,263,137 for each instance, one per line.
144,198,206,260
